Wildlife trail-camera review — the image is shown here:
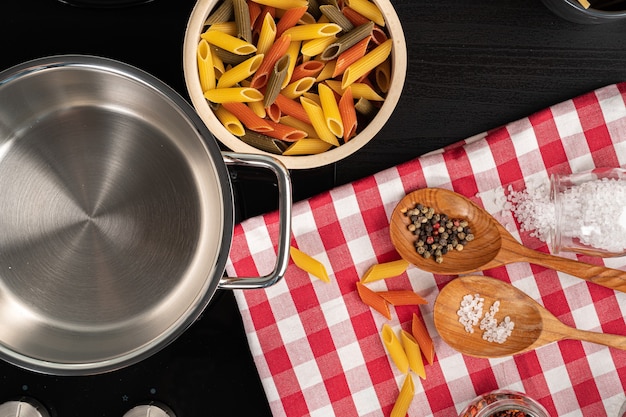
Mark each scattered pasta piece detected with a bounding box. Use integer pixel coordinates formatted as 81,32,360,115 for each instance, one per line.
381,324,409,374
289,246,330,283
412,313,435,365
360,259,409,282
356,282,390,319
378,290,427,306
401,330,426,380
390,374,415,417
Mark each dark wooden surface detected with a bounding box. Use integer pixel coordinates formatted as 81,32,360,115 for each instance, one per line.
1,0,626,415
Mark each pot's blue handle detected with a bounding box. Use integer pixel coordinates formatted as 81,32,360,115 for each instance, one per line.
219,152,293,290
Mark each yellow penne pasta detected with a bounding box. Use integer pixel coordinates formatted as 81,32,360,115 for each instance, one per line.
283,138,334,156
301,36,338,57
361,259,410,283
381,324,409,374
248,100,267,118
280,115,318,139
401,330,426,380
300,96,340,146
201,30,257,55
316,60,336,81
318,83,343,138
197,39,216,92
290,246,330,283
204,87,263,103
344,0,386,26
283,23,342,41
207,21,238,37
256,13,277,57
282,77,316,99
216,54,264,88
214,105,245,136
251,0,308,9
375,57,392,93
342,38,392,88
212,51,226,78
283,40,302,88
326,79,385,101
391,375,415,417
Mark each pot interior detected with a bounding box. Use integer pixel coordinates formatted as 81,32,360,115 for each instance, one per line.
0,57,231,374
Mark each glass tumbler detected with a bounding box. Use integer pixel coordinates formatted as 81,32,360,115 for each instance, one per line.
549,167,626,257
458,389,549,417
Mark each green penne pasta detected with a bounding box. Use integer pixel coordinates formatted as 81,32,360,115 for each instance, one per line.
320,22,374,61
354,97,377,118
264,55,291,107
319,5,354,32
204,0,234,25
307,0,322,19
232,0,252,43
210,45,255,66
240,129,289,154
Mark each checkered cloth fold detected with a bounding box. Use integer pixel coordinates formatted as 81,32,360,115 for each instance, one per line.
226,83,626,417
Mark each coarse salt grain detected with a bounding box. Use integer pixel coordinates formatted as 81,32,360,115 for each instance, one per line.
457,293,484,333
458,294,514,344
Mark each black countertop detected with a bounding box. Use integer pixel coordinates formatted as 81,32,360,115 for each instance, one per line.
2,1,626,416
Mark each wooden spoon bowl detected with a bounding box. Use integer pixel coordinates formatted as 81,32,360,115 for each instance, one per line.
390,187,503,274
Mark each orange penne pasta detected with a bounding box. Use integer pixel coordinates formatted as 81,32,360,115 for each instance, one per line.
250,34,292,89
221,102,274,132
360,258,409,283
291,60,325,83
275,93,312,124
378,290,428,306
333,35,371,78
262,120,307,141
391,375,415,417
290,246,330,283
356,282,390,319
247,0,263,27
265,102,281,122
341,5,371,26
371,26,389,45
381,324,409,374
275,5,308,37
338,86,357,141
412,313,435,365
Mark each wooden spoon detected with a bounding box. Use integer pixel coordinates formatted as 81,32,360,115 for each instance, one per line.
433,275,626,357
389,188,626,293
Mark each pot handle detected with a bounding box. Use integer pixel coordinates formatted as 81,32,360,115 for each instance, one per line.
218,152,292,290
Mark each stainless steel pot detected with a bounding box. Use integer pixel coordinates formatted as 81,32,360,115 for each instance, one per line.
0,55,292,375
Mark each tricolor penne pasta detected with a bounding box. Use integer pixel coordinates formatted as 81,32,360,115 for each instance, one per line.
283,23,342,41
250,0,308,9
381,324,409,374
342,38,392,88
201,30,257,55
344,0,386,26
197,39,216,92
300,96,340,146
221,102,274,132
196,0,396,156
204,87,263,103
318,83,343,138
290,246,330,282
390,375,415,417
283,138,333,155
216,54,264,88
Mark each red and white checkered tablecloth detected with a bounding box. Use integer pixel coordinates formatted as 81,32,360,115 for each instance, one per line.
226,83,626,417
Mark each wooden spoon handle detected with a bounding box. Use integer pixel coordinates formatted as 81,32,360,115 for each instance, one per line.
500,237,626,293
569,327,626,351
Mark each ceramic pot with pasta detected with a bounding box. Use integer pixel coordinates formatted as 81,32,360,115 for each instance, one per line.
183,0,407,169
